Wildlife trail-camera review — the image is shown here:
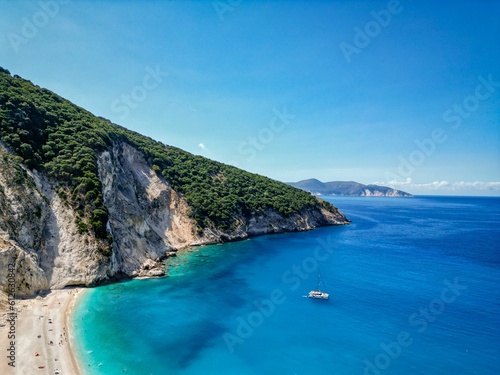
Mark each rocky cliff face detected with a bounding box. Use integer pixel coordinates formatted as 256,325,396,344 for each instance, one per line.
98,142,203,278
0,146,109,295
360,188,410,197
0,149,49,296
0,142,348,297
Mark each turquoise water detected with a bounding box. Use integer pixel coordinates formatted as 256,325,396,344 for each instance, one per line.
72,196,500,374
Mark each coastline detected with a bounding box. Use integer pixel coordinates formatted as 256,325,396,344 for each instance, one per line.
0,287,85,375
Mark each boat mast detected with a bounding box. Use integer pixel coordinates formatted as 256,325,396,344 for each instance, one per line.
317,269,327,292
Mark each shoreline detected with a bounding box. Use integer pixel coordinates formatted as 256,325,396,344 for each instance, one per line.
0,287,85,375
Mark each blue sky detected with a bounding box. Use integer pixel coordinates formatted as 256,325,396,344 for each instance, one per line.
1,0,499,195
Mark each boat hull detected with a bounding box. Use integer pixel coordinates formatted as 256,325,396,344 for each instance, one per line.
308,290,329,299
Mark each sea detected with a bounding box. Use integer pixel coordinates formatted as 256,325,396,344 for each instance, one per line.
72,196,500,375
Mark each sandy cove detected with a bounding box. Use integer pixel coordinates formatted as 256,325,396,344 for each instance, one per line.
0,288,85,375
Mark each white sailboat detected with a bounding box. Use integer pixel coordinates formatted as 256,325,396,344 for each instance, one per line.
308,270,329,300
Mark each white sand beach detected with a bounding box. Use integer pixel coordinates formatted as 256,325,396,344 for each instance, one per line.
0,288,84,375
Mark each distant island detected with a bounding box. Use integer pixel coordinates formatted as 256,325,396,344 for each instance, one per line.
289,179,413,197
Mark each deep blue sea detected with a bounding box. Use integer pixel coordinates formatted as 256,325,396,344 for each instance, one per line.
72,196,500,375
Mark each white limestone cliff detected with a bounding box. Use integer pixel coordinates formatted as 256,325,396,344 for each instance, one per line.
0,143,348,297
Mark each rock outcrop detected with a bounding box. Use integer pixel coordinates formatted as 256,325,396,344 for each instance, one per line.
0,147,109,295
0,149,49,296
98,142,203,279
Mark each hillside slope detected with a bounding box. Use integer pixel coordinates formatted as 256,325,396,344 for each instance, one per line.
290,179,413,197
0,68,348,296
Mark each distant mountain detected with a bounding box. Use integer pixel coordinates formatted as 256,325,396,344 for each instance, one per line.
289,179,413,197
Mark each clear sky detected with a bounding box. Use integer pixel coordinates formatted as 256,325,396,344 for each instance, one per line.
1,0,499,195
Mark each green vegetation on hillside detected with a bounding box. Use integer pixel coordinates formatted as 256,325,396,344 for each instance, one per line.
0,67,336,237
0,67,112,242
